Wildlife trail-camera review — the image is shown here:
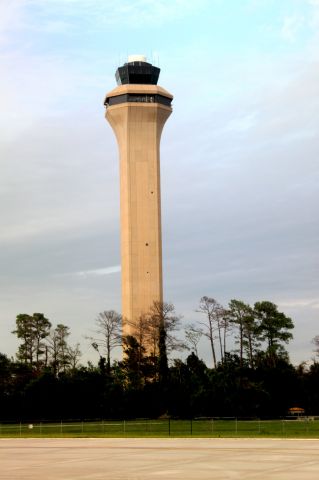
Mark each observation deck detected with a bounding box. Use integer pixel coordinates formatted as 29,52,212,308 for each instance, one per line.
104,57,173,109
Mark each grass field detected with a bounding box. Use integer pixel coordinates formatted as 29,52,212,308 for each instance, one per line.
1,418,319,438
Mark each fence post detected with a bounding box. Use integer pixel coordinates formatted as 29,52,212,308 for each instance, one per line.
168,418,171,436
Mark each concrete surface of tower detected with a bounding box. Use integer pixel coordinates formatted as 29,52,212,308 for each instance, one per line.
104,55,173,336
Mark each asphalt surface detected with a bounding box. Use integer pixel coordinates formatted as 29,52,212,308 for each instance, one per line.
1,438,319,479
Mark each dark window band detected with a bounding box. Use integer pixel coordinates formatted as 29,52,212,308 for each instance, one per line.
104,93,172,108
116,62,160,86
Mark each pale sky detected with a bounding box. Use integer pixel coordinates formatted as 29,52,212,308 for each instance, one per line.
0,0,318,366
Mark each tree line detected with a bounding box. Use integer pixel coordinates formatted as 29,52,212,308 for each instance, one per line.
0,297,318,421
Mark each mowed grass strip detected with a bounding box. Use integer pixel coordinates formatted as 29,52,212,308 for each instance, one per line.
1,419,319,438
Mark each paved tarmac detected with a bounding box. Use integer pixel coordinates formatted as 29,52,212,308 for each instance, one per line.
1,438,319,479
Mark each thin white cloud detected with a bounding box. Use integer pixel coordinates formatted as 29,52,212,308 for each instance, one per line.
53,265,121,279
0,1,25,45
3,0,211,33
73,266,121,277
281,14,305,42
225,113,256,133
308,0,319,28
277,299,319,309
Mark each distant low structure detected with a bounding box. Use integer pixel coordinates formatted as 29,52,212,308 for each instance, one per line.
104,56,173,336
288,407,305,416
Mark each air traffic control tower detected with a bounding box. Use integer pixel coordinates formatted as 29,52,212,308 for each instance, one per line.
104,55,173,335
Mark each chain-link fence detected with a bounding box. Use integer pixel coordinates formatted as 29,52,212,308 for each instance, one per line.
1,418,319,438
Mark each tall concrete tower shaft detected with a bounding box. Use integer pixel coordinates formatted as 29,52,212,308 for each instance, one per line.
104,57,173,334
